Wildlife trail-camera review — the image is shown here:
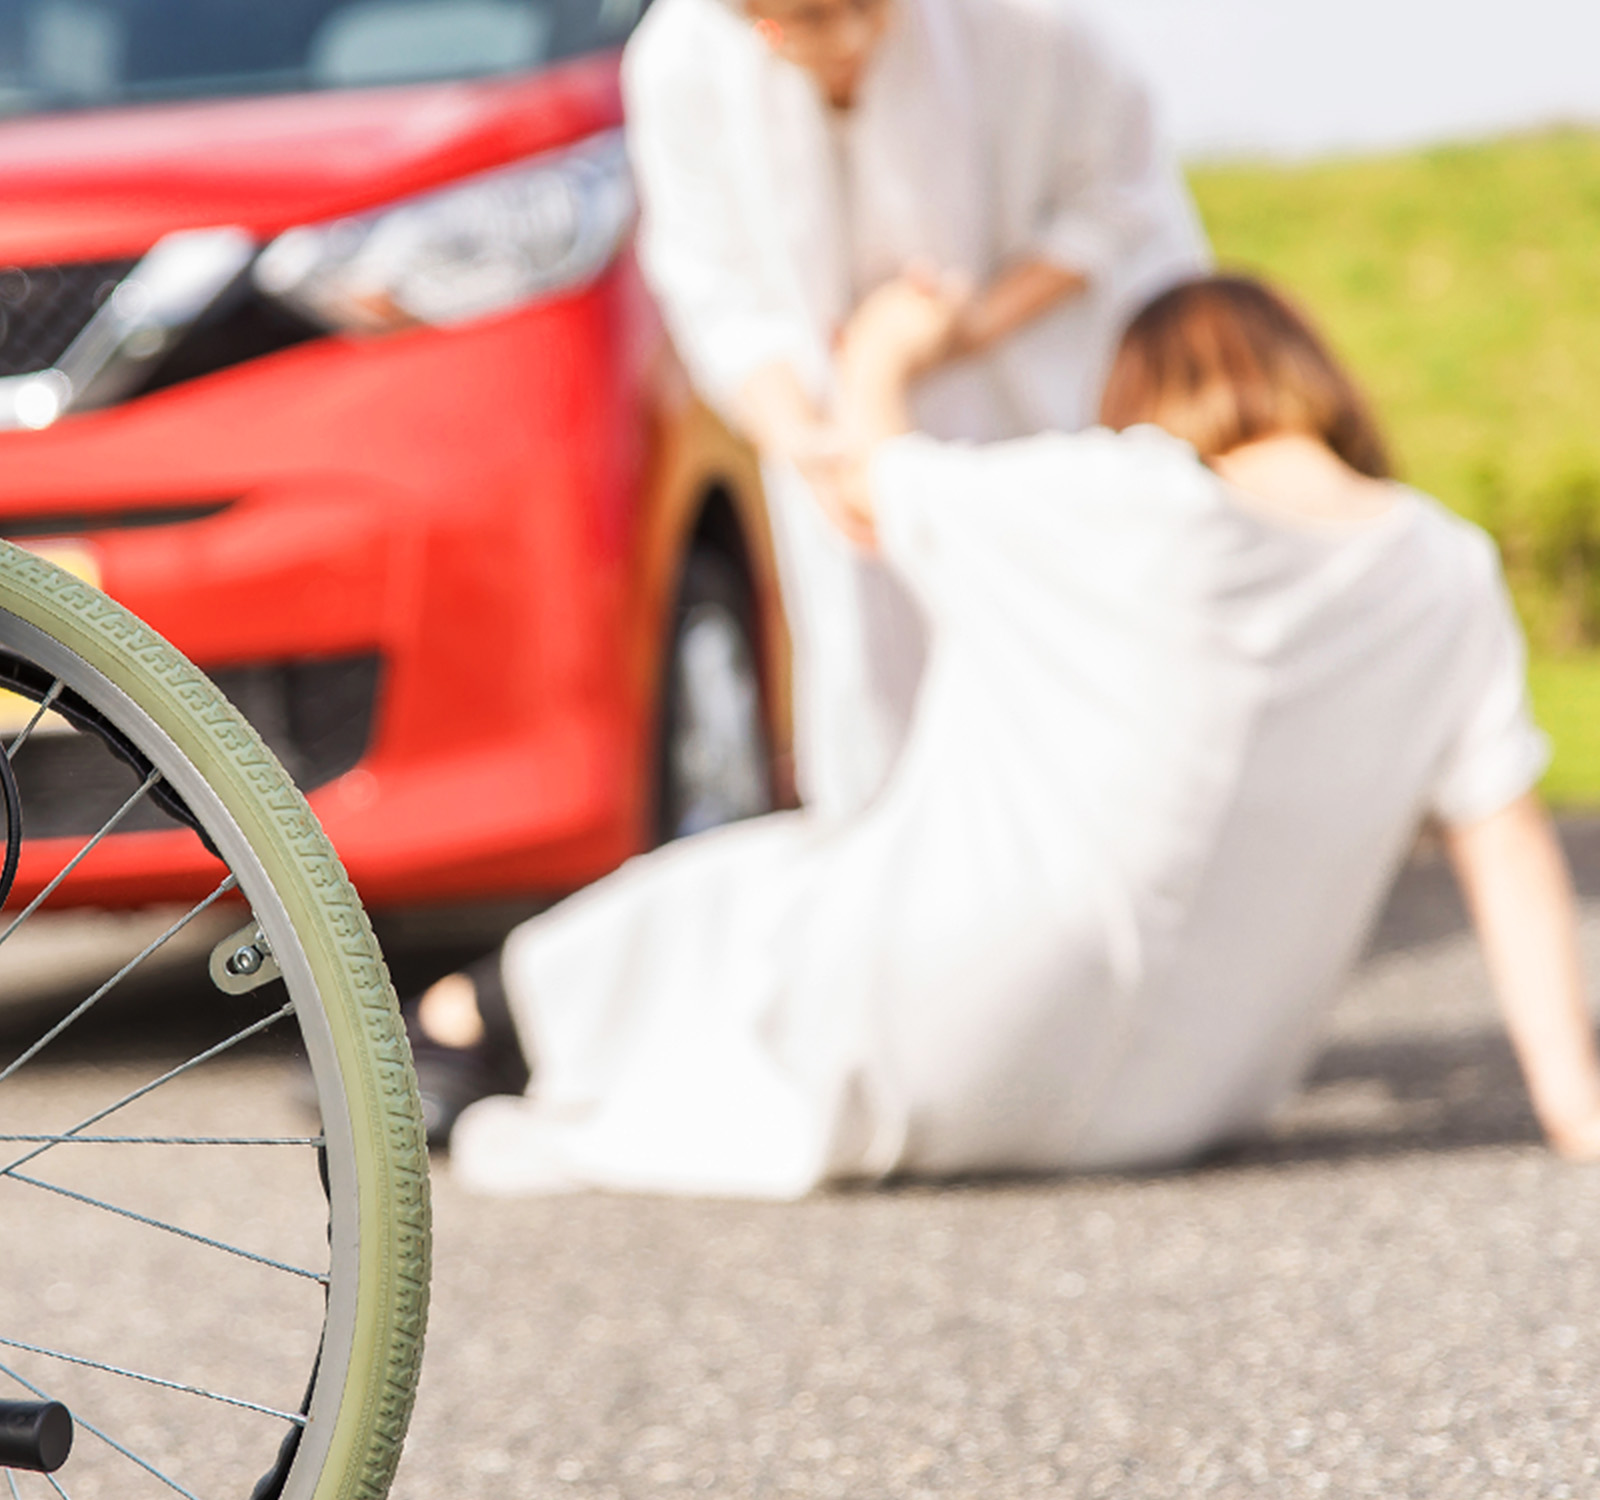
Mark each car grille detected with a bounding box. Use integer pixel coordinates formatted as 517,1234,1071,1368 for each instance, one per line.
0,251,326,403
141,281,323,395
212,655,381,796
0,259,137,378
9,653,383,840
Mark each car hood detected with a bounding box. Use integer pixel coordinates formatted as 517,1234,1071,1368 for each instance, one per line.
0,56,622,265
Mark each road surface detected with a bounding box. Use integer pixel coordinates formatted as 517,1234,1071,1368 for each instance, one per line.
6,830,1600,1498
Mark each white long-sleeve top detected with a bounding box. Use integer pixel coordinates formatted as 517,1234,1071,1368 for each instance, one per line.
623,0,1211,439
453,430,1548,1199
624,0,1211,819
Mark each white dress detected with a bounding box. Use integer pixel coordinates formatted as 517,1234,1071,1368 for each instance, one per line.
624,0,1211,816
452,429,1547,1198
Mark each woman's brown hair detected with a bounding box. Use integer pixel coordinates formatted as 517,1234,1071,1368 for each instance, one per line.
1099,275,1391,479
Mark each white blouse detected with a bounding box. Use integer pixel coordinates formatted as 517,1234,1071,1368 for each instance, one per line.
623,0,1210,820
453,429,1546,1197
623,0,1210,439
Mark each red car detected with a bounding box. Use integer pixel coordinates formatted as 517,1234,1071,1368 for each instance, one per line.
0,0,789,915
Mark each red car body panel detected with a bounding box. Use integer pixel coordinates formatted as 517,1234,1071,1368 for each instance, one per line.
0,62,625,261
0,54,786,911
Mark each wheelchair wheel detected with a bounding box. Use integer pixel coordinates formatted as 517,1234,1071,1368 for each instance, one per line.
0,543,429,1500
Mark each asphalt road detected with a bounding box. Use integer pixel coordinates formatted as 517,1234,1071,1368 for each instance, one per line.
9,830,1600,1499
394,827,1600,1499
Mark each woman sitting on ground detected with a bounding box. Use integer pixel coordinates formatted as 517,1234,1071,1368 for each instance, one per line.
410,274,1600,1195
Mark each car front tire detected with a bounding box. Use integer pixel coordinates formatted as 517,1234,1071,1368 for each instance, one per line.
656,547,774,842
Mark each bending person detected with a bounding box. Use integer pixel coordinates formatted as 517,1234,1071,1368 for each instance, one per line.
626,0,1209,817
413,275,1600,1185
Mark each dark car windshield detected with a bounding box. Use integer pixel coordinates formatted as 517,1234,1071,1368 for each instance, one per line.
0,0,642,117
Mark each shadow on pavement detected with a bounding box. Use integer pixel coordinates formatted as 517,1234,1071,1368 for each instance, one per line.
1366,816,1600,957
909,1026,1542,1197
1215,1028,1543,1170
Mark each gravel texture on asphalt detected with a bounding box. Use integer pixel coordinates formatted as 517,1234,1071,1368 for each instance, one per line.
7,833,1600,1500
0,1052,338,1500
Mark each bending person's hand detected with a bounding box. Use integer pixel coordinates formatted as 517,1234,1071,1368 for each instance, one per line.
805,273,968,551
789,427,880,553
806,275,962,551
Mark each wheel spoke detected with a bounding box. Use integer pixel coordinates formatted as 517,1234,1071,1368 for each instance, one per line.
0,768,162,944
0,588,427,1500
0,1001,296,1181
0,1134,323,1146
5,678,63,763
0,874,239,1086
1,1360,204,1500
2,1169,328,1283
0,1337,306,1426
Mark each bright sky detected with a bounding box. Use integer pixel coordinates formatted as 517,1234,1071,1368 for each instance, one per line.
1068,0,1600,159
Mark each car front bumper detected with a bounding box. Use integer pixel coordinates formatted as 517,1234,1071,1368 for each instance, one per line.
0,261,661,909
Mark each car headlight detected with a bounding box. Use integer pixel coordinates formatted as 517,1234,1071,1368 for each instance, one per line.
253,128,634,334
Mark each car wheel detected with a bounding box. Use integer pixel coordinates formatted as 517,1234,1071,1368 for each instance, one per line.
657,547,774,842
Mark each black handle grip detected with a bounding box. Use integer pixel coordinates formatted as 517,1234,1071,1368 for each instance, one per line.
0,1400,73,1473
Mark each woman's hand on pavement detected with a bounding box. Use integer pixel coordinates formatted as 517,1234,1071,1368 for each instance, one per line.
1545,1103,1600,1161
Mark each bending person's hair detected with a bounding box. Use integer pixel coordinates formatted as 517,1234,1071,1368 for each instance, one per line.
1100,275,1391,478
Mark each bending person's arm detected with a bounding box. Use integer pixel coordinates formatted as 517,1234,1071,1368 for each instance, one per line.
1444,794,1600,1157
948,259,1088,362
623,9,833,462
934,12,1203,367
811,278,966,545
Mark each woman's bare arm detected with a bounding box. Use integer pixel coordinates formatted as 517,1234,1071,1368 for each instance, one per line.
1443,792,1600,1157
811,278,966,546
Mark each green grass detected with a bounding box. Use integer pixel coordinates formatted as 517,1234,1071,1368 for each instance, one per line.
1190,133,1600,802
1529,655,1600,807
